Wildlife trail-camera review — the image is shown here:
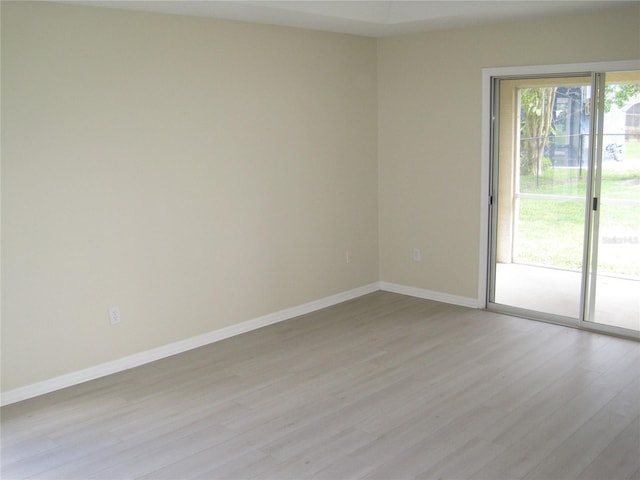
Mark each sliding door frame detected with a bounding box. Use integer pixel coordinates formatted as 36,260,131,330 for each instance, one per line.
479,60,640,339
582,72,606,328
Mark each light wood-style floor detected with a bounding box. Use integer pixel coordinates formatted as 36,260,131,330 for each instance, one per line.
2,292,639,480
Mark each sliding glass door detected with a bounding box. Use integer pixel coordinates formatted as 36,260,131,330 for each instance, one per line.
587,71,640,332
488,68,639,337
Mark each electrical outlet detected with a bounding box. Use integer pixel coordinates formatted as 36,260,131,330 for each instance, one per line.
413,248,422,262
346,251,352,264
108,306,121,325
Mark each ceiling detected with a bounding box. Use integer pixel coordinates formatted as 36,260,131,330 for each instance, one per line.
63,0,636,37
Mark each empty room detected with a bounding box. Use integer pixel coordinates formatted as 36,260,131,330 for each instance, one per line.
2,1,639,479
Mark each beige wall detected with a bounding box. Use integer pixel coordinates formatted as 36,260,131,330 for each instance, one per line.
2,1,639,395
1,2,378,391
378,6,640,299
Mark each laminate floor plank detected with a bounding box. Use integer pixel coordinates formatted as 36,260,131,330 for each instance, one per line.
415,437,506,480
139,445,271,480
470,375,631,479
477,366,603,448
524,379,639,480
574,414,640,480
2,291,638,480
360,406,506,479
259,427,378,479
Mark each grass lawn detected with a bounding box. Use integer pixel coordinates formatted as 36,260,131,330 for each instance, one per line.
515,141,639,276
624,139,640,158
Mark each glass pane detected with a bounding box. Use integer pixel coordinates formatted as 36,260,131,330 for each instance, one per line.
589,71,640,332
516,198,585,270
492,76,591,319
519,86,591,197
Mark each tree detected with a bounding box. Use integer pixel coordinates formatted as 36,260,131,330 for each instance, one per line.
519,82,640,182
604,83,640,112
520,87,556,177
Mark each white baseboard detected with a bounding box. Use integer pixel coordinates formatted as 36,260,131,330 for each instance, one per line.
1,281,479,406
1,283,380,406
379,281,480,309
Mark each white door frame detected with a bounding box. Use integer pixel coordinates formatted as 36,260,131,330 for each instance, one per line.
478,60,640,338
